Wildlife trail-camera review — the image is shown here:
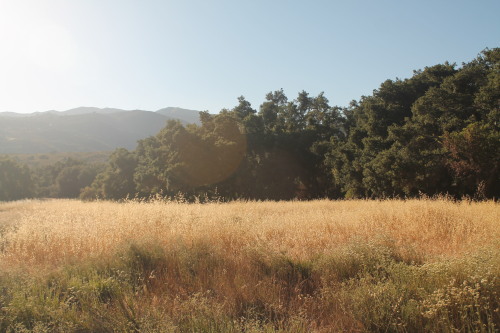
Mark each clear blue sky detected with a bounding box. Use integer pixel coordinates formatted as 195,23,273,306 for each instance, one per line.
0,0,499,114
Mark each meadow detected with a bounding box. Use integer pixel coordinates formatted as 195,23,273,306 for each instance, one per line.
0,198,498,332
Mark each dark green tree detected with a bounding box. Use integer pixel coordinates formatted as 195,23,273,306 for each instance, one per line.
55,164,97,198
84,48,500,201
81,148,138,200
259,89,288,133
327,62,458,197
443,123,500,197
232,96,257,120
0,158,34,201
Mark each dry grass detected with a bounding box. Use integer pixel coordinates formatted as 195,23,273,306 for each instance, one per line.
1,198,498,270
0,198,498,332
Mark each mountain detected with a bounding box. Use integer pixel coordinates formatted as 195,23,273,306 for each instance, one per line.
0,107,201,154
156,107,202,124
0,111,33,117
60,107,129,115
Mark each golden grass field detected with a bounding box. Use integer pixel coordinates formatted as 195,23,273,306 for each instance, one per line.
0,198,499,332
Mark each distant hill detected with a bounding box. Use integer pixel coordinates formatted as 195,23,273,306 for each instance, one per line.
156,107,202,125
59,107,129,116
0,107,201,154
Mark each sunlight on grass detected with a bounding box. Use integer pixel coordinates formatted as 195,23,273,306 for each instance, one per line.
0,198,498,332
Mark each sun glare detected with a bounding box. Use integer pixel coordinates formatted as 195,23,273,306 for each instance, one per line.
0,1,77,74
25,22,77,71
0,1,81,111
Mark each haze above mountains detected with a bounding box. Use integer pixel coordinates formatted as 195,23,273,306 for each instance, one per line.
0,107,201,154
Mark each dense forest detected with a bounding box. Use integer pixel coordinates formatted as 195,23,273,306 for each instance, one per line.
1,48,499,201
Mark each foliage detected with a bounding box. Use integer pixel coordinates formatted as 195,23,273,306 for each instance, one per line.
0,158,33,201
99,47,494,201
443,123,500,197
81,148,137,200
31,157,103,198
327,48,499,199
1,48,499,201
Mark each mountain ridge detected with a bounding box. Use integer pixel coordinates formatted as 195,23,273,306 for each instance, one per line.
0,107,202,154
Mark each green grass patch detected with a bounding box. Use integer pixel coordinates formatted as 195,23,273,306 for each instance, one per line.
0,238,499,332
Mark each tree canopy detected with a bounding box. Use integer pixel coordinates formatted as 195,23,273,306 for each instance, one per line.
82,48,500,201
0,158,34,201
1,48,498,202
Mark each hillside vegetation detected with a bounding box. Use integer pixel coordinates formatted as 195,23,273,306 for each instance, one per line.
81,48,499,201
0,198,498,332
6,152,111,169
0,107,201,154
2,48,498,202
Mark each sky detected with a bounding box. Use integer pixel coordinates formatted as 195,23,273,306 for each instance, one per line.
0,0,499,114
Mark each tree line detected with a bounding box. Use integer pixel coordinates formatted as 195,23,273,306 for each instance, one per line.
0,157,103,201
1,48,498,201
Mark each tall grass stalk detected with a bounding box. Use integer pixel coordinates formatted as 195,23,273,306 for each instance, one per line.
0,198,498,332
